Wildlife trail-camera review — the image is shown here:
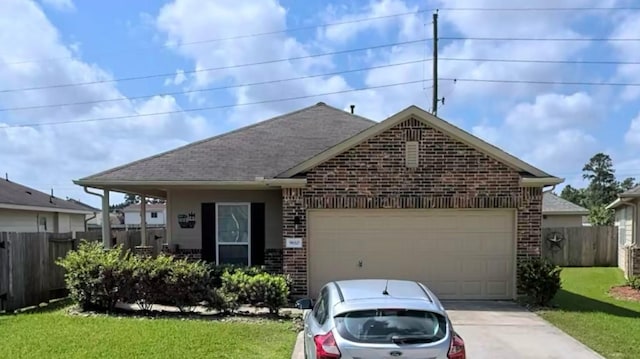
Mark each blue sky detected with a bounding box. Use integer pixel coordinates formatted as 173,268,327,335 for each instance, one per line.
1,0,640,207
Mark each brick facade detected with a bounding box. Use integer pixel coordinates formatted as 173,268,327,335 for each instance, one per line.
282,117,543,296
632,247,640,277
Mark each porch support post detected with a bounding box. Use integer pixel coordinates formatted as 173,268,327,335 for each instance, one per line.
165,190,172,246
102,190,112,249
140,196,147,246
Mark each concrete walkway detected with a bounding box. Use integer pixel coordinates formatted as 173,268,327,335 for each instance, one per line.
443,301,604,359
291,301,604,359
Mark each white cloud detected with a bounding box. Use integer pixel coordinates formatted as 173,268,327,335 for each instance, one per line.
164,69,186,86
155,0,351,124
40,0,74,12
624,111,640,146
472,91,601,178
0,0,212,207
610,10,640,101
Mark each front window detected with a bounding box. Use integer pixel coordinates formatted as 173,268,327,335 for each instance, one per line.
216,203,250,265
151,212,158,218
335,309,447,344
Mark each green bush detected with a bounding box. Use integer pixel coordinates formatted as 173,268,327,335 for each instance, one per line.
206,287,240,314
246,273,290,315
58,244,289,315
517,257,562,306
56,241,133,311
628,276,640,290
166,259,210,312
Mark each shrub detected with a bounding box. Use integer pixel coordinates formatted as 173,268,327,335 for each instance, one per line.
208,264,266,288
57,241,132,311
206,287,240,314
517,257,562,306
628,276,640,290
220,270,253,304
245,273,290,315
132,255,176,311
165,259,210,312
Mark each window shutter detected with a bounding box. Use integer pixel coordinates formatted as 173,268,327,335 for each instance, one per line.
251,203,266,266
405,141,419,168
201,203,216,262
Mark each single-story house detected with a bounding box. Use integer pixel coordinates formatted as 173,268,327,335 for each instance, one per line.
0,178,95,233
542,191,589,228
75,103,562,300
122,203,166,226
607,188,640,278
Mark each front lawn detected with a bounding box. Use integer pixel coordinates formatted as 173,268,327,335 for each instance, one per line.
0,303,297,359
538,267,640,359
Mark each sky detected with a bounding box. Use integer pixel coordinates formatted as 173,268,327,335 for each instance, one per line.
2,0,640,208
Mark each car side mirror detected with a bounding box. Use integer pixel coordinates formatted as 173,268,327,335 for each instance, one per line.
295,298,314,310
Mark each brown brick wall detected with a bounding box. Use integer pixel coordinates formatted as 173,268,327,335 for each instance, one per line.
282,117,543,297
632,247,640,277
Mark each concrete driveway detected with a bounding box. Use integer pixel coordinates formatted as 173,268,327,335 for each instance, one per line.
291,301,604,359
444,301,604,359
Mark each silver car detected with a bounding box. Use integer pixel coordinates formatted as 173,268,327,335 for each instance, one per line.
296,279,466,359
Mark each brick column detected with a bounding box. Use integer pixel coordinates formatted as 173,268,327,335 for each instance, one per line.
282,188,307,297
632,247,640,277
517,187,543,261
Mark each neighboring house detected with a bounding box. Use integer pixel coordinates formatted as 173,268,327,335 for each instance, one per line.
607,188,640,278
542,191,589,228
75,103,562,300
122,203,166,226
0,178,94,233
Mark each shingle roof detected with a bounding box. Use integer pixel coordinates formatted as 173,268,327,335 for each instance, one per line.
542,192,589,214
620,185,640,197
0,179,94,213
80,103,376,182
66,198,100,212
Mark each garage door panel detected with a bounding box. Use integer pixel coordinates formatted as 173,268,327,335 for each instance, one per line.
309,209,515,300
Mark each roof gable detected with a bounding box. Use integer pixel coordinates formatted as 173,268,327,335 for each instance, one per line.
542,192,589,215
278,105,560,183
0,179,94,213
78,103,375,183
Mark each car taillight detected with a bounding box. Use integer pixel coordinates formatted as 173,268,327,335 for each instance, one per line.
314,331,341,359
448,333,466,359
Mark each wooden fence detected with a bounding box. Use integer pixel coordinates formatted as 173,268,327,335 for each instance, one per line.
541,226,618,267
0,232,81,312
0,229,166,312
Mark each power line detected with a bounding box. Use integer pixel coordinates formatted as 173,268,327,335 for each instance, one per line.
0,59,428,112
441,78,640,87
438,6,640,11
441,36,640,42
0,39,426,93
0,79,430,129
439,57,640,65
2,10,427,66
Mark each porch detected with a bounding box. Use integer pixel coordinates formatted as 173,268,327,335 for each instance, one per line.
73,179,307,274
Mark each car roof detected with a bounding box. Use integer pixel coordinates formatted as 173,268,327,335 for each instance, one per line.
329,279,446,316
333,279,432,302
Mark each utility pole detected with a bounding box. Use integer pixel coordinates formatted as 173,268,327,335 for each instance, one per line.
432,11,439,116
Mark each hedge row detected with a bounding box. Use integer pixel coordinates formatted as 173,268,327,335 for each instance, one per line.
57,241,290,314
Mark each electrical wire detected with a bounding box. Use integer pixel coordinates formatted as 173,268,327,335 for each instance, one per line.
0,59,429,112
0,79,429,128
0,39,426,93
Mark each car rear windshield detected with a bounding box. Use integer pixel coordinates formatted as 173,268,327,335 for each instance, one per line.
334,309,448,344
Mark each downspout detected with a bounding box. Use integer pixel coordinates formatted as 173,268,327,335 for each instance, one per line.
84,187,112,249
85,212,97,232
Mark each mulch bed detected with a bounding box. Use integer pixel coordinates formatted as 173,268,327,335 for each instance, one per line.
609,285,640,302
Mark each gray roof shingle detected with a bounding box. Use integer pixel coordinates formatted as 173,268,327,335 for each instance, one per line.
542,192,589,214
81,103,376,182
0,179,95,212
620,185,640,197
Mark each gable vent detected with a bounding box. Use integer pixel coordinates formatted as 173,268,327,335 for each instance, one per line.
405,141,419,168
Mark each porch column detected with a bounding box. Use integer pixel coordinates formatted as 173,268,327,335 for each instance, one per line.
165,190,172,246
140,196,147,246
102,190,112,249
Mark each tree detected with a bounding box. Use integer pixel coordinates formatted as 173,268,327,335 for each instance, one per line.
582,153,619,208
124,193,139,205
560,185,586,207
618,177,636,193
588,205,615,226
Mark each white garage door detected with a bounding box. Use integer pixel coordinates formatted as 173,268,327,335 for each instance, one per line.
308,209,515,300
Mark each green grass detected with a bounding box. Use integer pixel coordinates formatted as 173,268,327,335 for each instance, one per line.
538,267,640,359
0,303,297,359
